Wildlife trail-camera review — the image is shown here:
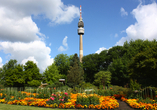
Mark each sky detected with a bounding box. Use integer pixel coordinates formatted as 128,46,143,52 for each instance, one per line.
1,0,157,72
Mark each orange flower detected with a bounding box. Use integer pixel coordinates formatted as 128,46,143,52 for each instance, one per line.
89,104,95,109
59,103,65,108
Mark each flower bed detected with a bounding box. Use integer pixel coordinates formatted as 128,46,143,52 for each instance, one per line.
0,92,119,109
67,93,119,109
121,97,157,110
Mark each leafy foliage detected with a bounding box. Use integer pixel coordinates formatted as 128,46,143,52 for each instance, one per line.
1,59,25,87
24,61,42,87
82,53,100,83
108,58,130,86
94,71,111,89
129,79,141,91
54,54,73,76
128,46,157,87
43,63,62,85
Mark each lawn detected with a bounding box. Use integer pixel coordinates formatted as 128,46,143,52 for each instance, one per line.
0,103,70,110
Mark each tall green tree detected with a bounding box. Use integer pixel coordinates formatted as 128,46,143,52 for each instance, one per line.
1,59,25,87
107,46,125,65
82,53,99,83
54,54,73,77
128,46,157,87
94,71,111,89
108,39,153,86
24,61,42,87
67,54,84,88
108,58,130,86
99,50,109,71
122,39,150,60
43,63,62,85
0,68,4,85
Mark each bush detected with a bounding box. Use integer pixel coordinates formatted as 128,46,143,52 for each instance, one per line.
130,79,141,90
47,81,64,88
75,94,99,106
97,89,113,96
110,85,129,95
79,82,97,90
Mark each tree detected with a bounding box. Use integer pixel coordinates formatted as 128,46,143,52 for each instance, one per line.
128,46,157,87
107,39,154,86
1,59,25,87
43,63,62,85
108,58,130,86
99,50,109,71
24,61,42,87
82,53,100,83
67,54,84,88
107,46,125,65
0,68,4,85
94,71,111,89
54,54,73,75
11,64,25,87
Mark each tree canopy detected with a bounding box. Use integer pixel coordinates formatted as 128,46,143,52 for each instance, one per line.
82,53,100,83
94,71,111,89
1,59,25,87
43,63,62,85
24,61,42,87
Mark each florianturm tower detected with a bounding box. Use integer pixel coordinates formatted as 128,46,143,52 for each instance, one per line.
78,5,84,63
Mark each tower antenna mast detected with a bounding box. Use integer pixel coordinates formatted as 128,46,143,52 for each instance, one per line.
80,5,82,18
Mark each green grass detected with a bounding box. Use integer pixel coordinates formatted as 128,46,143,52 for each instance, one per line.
0,103,73,110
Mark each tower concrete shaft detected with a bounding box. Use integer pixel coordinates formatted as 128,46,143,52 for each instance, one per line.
78,5,84,63
79,34,83,63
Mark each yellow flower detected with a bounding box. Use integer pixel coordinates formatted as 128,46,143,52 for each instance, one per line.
70,105,75,108
45,104,49,107
49,104,53,108
84,105,88,108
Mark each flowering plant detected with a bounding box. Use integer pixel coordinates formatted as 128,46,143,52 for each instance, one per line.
75,93,99,106
46,92,69,105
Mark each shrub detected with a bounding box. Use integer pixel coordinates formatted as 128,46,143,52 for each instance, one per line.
80,82,97,90
130,79,141,90
75,94,99,106
110,85,129,95
47,81,64,88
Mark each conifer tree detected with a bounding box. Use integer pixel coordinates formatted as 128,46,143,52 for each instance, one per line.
67,53,84,88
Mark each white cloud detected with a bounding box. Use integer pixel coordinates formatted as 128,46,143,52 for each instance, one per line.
58,46,66,52
114,33,118,37
49,43,51,46
121,30,126,33
95,47,107,54
0,0,79,25
63,36,68,47
21,56,38,65
0,41,54,72
120,7,128,16
0,0,79,42
0,12,41,42
116,2,157,45
0,57,3,68
58,36,68,52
